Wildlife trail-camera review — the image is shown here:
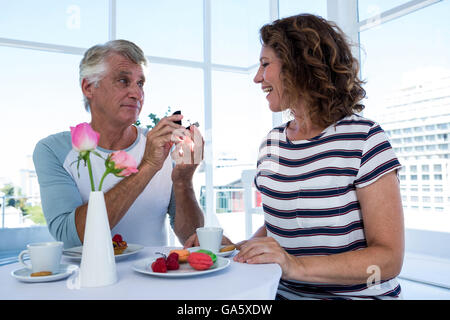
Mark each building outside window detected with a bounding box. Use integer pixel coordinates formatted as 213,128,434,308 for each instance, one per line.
359,0,450,234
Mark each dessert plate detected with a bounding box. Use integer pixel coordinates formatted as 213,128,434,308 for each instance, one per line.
11,264,78,283
187,246,237,258
132,256,230,278
63,243,144,261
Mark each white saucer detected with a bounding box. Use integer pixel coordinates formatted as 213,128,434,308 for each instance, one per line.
63,243,144,261
11,264,78,283
188,246,237,258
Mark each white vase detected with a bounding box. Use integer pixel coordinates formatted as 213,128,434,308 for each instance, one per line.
79,191,117,287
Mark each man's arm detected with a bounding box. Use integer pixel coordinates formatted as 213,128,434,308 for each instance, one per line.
33,134,83,248
169,125,205,243
171,173,204,244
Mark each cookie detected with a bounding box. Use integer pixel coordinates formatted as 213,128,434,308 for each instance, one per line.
220,245,236,252
30,271,52,277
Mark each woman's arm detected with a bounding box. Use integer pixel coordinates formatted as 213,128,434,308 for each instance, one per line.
235,170,405,284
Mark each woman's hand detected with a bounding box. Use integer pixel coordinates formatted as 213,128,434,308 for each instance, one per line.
233,236,298,279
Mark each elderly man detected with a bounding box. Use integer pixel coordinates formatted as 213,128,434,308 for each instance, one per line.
33,39,204,248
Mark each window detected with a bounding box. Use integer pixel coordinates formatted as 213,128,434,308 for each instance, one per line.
141,63,204,129
402,137,411,143
358,0,411,21
279,0,327,18
212,0,270,68
117,0,203,62
0,47,88,228
212,70,272,174
0,1,275,237
0,0,108,47
359,0,450,234
403,128,412,134
358,0,450,232
141,62,205,194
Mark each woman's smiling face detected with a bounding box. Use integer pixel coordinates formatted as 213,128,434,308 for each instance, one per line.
253,45,284,112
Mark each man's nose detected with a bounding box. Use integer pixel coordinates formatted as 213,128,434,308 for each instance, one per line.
129,83,144,100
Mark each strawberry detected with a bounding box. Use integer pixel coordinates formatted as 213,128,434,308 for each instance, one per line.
166,252,179,270
151,257,167,273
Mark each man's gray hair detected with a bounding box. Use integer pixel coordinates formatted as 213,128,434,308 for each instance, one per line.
79,39,147,112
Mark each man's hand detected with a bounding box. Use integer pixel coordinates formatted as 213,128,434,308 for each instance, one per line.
142,114,187,170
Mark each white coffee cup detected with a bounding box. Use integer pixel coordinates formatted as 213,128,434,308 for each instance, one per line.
18,241,63,274
196,227,223,253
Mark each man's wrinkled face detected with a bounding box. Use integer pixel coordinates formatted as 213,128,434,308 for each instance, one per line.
89,53,145,126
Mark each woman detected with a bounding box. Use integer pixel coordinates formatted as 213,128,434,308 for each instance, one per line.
235,14,404,300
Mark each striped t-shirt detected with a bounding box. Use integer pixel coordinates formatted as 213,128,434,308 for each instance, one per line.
255,114,402,299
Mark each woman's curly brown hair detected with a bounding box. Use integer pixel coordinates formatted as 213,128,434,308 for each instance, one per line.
260,14,366,128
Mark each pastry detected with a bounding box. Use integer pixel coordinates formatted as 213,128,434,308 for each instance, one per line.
112,234,128,255
188,252,213,270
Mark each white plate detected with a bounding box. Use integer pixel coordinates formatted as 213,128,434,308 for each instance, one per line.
63,243,144,261
11,264,78,283
132,255,230,278
187,246,237,258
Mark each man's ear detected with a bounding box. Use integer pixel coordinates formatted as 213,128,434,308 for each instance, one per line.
81,78,95,100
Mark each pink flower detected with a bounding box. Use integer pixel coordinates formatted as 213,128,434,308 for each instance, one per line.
70,122,139,191
70,123,100,152
110,150,139,177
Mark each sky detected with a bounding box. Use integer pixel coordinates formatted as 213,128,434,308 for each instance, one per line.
0,0,449,190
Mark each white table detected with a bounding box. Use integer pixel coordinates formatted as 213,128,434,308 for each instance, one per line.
0,246,282,300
